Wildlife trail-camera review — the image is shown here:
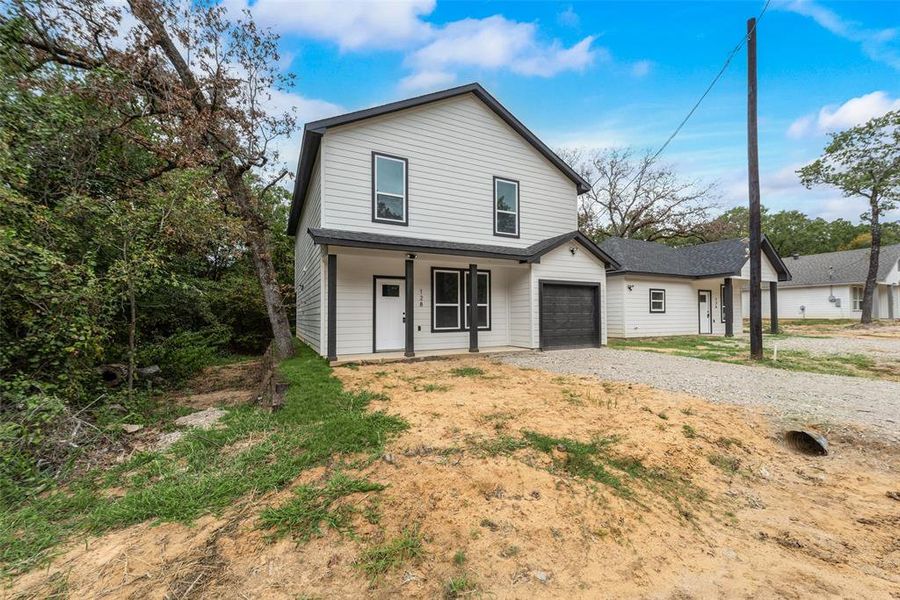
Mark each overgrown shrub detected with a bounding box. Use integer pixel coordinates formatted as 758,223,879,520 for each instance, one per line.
136,325,231,384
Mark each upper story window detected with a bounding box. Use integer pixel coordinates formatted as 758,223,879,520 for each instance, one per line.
494,177,519,237
851,286,863,311
649,289,666,313
372,153,408,225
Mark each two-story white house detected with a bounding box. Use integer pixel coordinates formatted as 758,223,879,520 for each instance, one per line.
289,83,620,362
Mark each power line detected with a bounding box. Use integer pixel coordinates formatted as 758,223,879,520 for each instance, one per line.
616,0,772,194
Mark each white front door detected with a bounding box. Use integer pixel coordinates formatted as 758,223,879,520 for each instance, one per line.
698,290,712,334
375,278,405,351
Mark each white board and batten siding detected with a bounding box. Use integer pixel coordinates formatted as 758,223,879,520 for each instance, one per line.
530,244,609,347
747,283,897,320
319,94,577,247
611,276,737,338
294,155,323,353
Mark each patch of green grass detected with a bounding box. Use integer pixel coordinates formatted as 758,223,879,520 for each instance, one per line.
357,526,424,579
421,383,452,393
561,388,583,405
610,335,892,380
453,549,467,565
0,343,407,577
450,367,485,378
520,431,705,510
499,544,520,558
657,411,669,420
682,425,698,439
444,574,478,599
258,473,385,541
708,453,741,476
469,435,528,457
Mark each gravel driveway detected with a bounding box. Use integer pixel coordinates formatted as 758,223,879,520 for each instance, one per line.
501,348,900,445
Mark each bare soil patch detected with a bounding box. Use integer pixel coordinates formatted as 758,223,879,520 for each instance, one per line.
7,357,899,599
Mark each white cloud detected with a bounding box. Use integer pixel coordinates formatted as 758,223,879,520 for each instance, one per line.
263,90,344,177
398,70,457,93
787,91,900,138
557,6,580,28
401,15,599,90
224,0,436,51
631,60,653,78
775,0,900,69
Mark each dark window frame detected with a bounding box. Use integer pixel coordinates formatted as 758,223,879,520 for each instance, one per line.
371,151,409,226
649,288,666,313
463,270,492,330
493,176,520,238
430,267,492,332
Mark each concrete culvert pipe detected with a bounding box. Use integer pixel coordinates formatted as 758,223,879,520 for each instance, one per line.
785,430,828,456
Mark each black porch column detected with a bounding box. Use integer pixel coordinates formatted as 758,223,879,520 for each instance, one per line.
404,257,415,357
468,263,478,352
724,277,734,337
327,254,337,361
769,282,779,334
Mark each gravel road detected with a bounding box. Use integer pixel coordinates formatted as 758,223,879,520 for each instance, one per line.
501,348,900,445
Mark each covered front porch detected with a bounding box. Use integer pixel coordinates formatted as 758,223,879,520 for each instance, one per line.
322,245,534,362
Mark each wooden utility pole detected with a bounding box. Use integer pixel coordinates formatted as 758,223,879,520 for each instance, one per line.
747,17,763,360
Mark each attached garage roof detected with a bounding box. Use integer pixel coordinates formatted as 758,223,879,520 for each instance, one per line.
308,228,619,268
780,244,900,287
287,83,590,234
599,236,791,281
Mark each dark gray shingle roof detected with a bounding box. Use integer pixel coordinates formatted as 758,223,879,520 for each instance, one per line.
781,244,900,287
307,228,619,268
599,236,791,280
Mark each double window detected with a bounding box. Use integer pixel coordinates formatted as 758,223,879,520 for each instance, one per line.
494,177,519,237
851,286,863,311
649,289,666,313
372,153,408,225
432,268,490,331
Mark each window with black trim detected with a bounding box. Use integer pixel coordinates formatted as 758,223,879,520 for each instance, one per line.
373,153,407,224
433,270,461,330
494,177,519,237
649,289,666,313
432,268,491,331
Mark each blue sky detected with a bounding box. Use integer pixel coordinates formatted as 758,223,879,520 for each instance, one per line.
227,0,900,223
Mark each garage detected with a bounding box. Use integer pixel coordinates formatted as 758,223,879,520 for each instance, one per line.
539,281,601,350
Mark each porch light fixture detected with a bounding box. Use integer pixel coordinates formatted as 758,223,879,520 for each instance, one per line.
569,245,577,255
627,284,634,291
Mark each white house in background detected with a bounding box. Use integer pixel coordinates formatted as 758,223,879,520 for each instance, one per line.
599,236,791,338
288,83,620,362
742,244,900,320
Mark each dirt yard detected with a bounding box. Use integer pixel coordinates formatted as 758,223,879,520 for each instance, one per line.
7,357,900,599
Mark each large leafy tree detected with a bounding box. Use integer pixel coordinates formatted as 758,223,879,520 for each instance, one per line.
4,0,297,356
798,111,900,323
559,148,718,243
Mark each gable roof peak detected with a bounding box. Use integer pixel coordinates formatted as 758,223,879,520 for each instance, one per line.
287,82,589,234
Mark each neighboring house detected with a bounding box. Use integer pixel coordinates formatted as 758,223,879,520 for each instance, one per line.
288,83,620,362
741,244,900,320
599,236,791,338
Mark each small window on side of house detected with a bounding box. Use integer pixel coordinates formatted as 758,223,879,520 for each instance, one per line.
851,286,863,311
649,289,666,313
373,153,407,225
494,177,519,237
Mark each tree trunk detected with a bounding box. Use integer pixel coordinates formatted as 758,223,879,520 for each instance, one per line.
125,240,136,402
130,0,295,358
222,164,295,358
860,194,881,324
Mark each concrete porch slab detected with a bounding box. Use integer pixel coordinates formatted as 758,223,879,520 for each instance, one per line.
330,346,530,367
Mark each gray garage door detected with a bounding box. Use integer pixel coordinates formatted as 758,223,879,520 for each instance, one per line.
539,282,600,350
